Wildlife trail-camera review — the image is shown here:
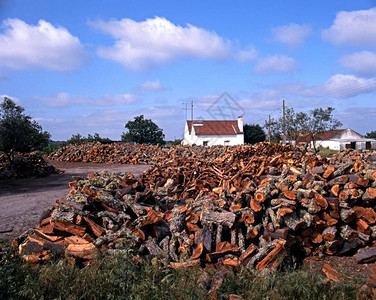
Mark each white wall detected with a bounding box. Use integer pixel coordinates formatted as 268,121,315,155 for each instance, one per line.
338,141,376,150
340,129,363,139
189,134,244,146
183,122,244,146
302,129,376,150
315,140,340,150
312,140,376,151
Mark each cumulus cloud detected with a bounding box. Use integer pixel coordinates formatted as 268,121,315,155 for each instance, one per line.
89,16,232,71
323,7,376,47
34,92,141,107
321,74,376,98
254,55,299,74
340,51,376,77
0,18,88,72
139,80,166,91
272,23,312,46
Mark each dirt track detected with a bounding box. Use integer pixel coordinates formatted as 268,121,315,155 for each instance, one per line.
0,160,151,240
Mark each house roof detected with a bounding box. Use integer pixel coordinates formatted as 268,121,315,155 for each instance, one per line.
296,129,346,143
187,120,242,136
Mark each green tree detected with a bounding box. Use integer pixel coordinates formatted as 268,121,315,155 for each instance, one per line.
243,124,266,144
265,106,342,151
67,133,112,144
299,107,342,151
365,131,376,139
264,117,281,143
171,139,182,145
0,97,50,154
121,115,165,144
281,108,308,143
87,133,112,143
67,133,86,145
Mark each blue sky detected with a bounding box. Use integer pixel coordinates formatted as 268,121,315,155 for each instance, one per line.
1,0,376,140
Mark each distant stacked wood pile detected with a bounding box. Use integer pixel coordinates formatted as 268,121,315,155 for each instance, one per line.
16,143,376,270
48,143,253,165
0,152,61,179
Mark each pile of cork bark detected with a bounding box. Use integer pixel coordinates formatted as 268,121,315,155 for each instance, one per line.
0,152,60,179
48,142,158,164
15,143,376,272
48,142,257,165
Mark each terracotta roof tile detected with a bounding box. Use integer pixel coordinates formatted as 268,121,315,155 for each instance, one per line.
296,129,346,143
187,120,241,136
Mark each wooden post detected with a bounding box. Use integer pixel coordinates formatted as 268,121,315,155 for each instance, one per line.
191,100,194,121
282,99,286,145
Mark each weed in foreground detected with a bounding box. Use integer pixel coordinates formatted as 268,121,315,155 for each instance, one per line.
0,241,372,300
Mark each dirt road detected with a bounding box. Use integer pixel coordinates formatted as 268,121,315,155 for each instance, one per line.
0,161,151,240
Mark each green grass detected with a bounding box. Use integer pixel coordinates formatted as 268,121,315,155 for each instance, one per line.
42,142,65,155
317,147,339,158
0,241,372,300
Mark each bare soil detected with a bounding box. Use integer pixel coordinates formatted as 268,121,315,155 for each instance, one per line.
0,160,151,240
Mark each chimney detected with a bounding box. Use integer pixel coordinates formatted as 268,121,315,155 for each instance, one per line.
238,116,243,132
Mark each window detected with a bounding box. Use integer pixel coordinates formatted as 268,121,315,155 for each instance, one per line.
203,141,208,146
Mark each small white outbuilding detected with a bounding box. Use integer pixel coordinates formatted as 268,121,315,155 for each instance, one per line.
296,128,376,150
183,116,244,146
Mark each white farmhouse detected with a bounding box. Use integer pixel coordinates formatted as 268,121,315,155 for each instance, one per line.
183,116,244,146
296,128,376,150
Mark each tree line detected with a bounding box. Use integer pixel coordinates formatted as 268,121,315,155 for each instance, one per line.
1,96,371,155
0,97,167,156
265,107,342,151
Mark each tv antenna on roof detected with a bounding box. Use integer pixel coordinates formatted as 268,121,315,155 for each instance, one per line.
191,100,194,121
182,100,194,120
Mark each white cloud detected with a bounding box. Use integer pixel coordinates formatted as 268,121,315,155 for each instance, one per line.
272,23,312,46
254,55,299,74
37,110,132,141
0,94,20,103
239,91,283,111
0,18,88,72
340,51,376,77
248,74,376,109
139,80,166,91
236,47,258,62
263,81,318,99
41,105,184,141
336,107,376,135
322,74,376,98
34,92,141,107
268,74,376,99
322,7,376,47
33,117,66,125
89,16,232,71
